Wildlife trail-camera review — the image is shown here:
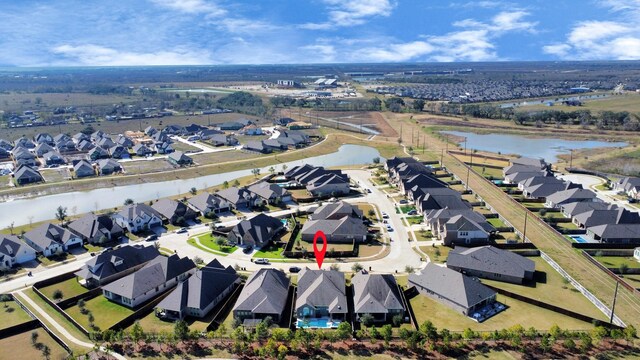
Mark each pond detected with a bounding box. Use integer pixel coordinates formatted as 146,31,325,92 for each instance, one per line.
442,131,627,163
0,145,382,228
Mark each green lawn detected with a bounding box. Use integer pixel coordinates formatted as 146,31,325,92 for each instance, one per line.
594,256,640,269
409,293,594,332
126,309,213,334
521,202,545,209
39,277,88,301
406,216,423,225
420,245,449,263
471,165,504,179
37,253,75,266
0,328,69,360
66,296,134,331
554,221,579,230
0,301,33,330
481,257,608,321
399,205,416,214
487,218,507,228
254,243,286,259
194,233,237,253
413,230,432,241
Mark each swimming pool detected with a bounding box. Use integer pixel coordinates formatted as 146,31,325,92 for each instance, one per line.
280,219,288,226
296,318,341,329
570,235,589,243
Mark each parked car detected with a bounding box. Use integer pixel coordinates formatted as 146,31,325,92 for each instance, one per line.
243,246,253,254
145,234,158,242
366,188,372,193
289,266,301,273
386,225,393,232
176,227,188,234
255,258,270,265
381,212,389,218
407,210,418,215
399,199,408,204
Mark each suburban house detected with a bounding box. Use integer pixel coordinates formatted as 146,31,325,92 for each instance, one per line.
57,139,78,153
14,137,36,149
155,259,240,320
247,182,291,204
115,135,134,148
634,247,640,261
73,133,90,144
615,177,640,200
389,162,433,184
197,128,223,140
97,136,116,150
414,188,471,213
43,151,65,166
77,140,95,152
12,147,37,166
167,151,193,166
67,213,124,245
0,139,12,151
23,223,83,257
586,224,640,244
446,246,535,284
522,179,578,200
510,157,548,170
296,268,348,323
352,272,405,323
545,188,598,209
151,198,198,225
34,133,54,145
109,145,128,159
73,159,95,178
96,159,123,175
187,192,231,215
133,144,154,157
102,254,196,308
274,130,309,148
243,141,271,154
400,173,448,195
409,263,497,316
113,203,163,233
306,174,351,197
155,141,174,154
561,201,612,219
263,139,287,151
88,146,109,161
424,209,493,237
218,121,247,131
34,143,55,157
233,268,290,324
240,124,263,135
572,208,640,229
209,134,239,146
13,165,43,185
0,235,37,270
152,131,170,143
301,202,368,243
227,213,284,248
216,187,261,209
274,117,294,126
504,170,551,185
75,245,160,288
441,214,491,247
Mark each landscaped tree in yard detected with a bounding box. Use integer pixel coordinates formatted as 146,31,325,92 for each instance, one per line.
232,179,240,187
174,320,189,341
619,263,629,275
52,289,63,301
381,324,392,347
130,321,145,348
268,166,275,175
0,294,10,308
251,168,261,178
367,209,376,217
360,313,374,327
222,180,229,189
30,331,39,345
336,322,352,344
352,263,363,272
190,187,197,195
123,198,134,205
55,206,67,225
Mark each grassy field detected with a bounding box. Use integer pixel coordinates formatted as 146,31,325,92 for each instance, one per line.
0,328,69,360
40,168,71,183
254,243,286,259
170,140,202,153
481,257,608,321
594,256,640,269
512,93,640,114
66,296,134,330
126,309,213,334
420,245,449,263
124,158,175,175
409,293,593,332
413,230,432,241
38,278,88,301
0,300,33,330
192,233,237,254
487,218,507,228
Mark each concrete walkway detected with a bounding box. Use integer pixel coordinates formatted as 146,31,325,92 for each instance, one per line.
14,290,127,360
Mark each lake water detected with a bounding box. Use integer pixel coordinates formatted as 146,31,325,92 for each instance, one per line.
442,131,627,163
0,145,381,228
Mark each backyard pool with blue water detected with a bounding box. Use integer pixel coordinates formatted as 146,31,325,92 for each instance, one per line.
570,235,589,243
296,318,341,329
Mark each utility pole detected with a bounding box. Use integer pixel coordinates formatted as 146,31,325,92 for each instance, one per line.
610,282,619,325
422,134,425,154
465,165,470,191
464,137,467,156
440,149,444,166
400,123,403,141
569,149,574,168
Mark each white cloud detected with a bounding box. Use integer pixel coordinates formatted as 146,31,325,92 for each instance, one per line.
299,44,336,62
301,0,396,29
343,11,534,63
543,1,640,60
51,44,215,66
149,0,226,16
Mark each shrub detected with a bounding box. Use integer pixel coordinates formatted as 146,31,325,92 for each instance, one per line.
52,290,63,301
392,314,403,327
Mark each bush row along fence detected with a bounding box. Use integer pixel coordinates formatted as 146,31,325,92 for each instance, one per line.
448,155,626,327
10,294,73,355
580,251,640,297
485,284,623,330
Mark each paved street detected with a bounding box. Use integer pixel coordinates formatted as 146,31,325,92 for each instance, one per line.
557,173,639,213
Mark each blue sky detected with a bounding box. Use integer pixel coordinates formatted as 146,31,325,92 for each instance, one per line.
1,0,640,66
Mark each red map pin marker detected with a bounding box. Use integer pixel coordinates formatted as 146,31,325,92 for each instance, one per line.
313,230,328,269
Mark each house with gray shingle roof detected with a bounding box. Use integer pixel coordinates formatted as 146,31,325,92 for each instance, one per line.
216,187,261,209
13,165,43,185
97,136,116,150
442,214,491,247
615,177,640,200
301,215,368,244
243,140,271,154
352,272,405,323
208,134,238,146
43,151,65,165
113,204,163,233
34,142,56,157
573,208,640,229
156,259,240,320
296,268,347,323
102,254,196,308
424,209,492,236
97,159,122,175
109,145,128,159
0,139,13,151
88,146,109,161
23,223,83,257
306,173,350,197
67,213,124,245
545,188,598,209
228,213,284,248
0,235,37,270
167,151,193,166
75,245,160,288
133,143,154,157
310,202,363,221
12,147,37,166
446,246,535,284
187,192,230,215
73,159,95,178
151,198,198,225
233,268,290,323
561,201,612,218
247,181,290,204
409,263,497,316
401,173,448,196
414,187,471,213
511,157,548,170
587,224,640,244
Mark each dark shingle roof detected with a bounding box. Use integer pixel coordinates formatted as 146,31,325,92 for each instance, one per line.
117,203,162,222
75,245,160,282
447,246,535,279
233,268,289,315
352,273,404,314
230,214,283,246
296,268,347,314
24,223,77,250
